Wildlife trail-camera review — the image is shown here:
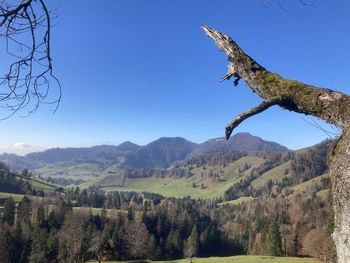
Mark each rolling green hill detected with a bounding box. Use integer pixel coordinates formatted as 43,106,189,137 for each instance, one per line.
251,161,292,189
19,176,57,191
93,156,264,199
293,174,328,192
90,139,331,202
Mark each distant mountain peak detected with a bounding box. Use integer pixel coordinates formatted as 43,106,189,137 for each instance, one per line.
0,133,289,172
189,132,288,158
228,133,289,151
124,137,198,168
116,141,140,152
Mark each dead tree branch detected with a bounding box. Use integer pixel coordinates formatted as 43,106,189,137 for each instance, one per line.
225,97,283,139
201,25,350,135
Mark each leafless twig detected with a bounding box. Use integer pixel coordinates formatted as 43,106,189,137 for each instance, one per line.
261,0,316,11
301,117,341,140
0,0,61,120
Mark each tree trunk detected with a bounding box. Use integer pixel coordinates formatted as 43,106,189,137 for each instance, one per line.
201,25,350,262
330,129,350,263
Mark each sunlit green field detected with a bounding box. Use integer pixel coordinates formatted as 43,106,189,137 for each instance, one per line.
21,177,58,191
218,196,254,206
155,256,322,263
91,255,322,263
293,174,328,192
251,161,291,189
0,192,40,202
98,156,264,199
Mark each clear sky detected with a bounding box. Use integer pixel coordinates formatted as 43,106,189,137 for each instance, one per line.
0,0,349,154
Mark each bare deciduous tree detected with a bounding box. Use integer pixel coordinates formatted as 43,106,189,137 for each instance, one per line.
302,228,336,261
0,0,60,120
125,219,150,259
201,25,350,263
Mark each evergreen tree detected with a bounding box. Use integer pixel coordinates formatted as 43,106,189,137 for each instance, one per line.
184,225,199,258
46,229,59,261
199,227,210,256
165,229,183,259
262,217,283,256
147,235,159,260
15,221,32,263
127,207,134,221
1,197,16,225
17,196,32,225
0,225,17,262
30,225,48,263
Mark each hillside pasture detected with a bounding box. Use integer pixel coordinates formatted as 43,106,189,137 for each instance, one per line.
98,156,264,199
0,192,40,202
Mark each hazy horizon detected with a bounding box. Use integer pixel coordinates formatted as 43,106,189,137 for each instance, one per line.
0,131,333,156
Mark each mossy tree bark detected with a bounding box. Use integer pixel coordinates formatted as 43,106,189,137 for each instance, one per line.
202,25,350,263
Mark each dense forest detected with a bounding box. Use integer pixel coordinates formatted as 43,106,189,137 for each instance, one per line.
0,186,336,263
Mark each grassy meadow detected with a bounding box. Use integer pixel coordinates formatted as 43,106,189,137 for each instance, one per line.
250,161,292,189
96,156,265,199
84,154,328,202
0,192,28,202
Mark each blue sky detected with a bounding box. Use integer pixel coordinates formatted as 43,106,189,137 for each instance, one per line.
0,0,349,154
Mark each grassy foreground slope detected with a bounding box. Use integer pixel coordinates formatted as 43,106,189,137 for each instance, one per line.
95,255,322,263
157,256,322,263
160,256,322,263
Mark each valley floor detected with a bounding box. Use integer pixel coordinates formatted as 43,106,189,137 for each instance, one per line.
90,255,322,263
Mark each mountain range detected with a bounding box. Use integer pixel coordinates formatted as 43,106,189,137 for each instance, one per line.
0,132,333,202
0,133,288,173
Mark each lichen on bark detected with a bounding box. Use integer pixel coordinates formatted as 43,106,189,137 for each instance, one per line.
202,25,350,263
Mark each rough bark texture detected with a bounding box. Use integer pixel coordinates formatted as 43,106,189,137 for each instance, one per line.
202,25,350,263
330,130,350,263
